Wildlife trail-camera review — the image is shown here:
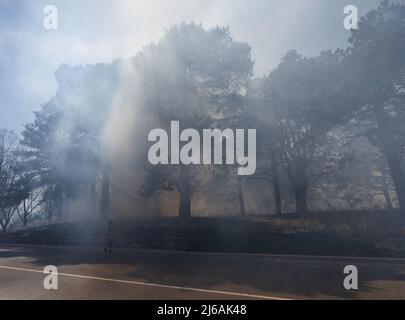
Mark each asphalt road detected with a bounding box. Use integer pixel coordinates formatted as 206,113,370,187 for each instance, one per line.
1,244,405,300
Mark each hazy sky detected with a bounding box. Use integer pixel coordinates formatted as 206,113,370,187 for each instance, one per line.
0,0,382,132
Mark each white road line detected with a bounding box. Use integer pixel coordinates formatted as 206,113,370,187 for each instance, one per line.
0,265,291,300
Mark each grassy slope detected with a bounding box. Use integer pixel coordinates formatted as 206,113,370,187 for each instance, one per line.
1,210,405,258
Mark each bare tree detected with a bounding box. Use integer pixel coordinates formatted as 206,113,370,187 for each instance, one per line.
16,186,44,227
0,130,26,232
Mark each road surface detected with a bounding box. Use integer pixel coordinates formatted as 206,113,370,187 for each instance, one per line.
1,244,405,299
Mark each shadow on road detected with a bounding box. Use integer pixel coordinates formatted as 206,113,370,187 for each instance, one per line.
1,245,405,299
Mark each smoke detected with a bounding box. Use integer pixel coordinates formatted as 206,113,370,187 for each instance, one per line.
2,0,398,221
1,0,384,131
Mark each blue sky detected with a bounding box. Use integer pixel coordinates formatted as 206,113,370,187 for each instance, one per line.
0,0,382,132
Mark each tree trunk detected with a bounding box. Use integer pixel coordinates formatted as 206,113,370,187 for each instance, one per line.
23,199,27,227
382,149,405,210
100,163,110,221
378,163,394,210
179,189,191,218
382,186,394,210
178,168,192,218
60,191,67,221
270,147,282,215
90,179,97,216
46,188,55,221
46,196,53,222
294,184,308,214
291,173,309,214
375,106,405,211
237,177,246,216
